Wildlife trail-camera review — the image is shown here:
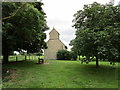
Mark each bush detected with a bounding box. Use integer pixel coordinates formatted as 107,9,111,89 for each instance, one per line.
57,50,71,60
57,50,77,60
70,52,77,60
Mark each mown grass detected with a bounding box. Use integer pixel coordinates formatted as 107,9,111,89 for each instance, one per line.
2,56,120,88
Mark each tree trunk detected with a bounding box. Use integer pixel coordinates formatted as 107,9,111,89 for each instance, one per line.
96,56,99,67
3,53,9,63
78,55,80,60
25,55,27,60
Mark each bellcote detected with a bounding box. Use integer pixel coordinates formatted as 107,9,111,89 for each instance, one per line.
49,27,59,40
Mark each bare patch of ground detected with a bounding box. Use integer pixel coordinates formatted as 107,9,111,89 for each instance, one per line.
2,68,18,82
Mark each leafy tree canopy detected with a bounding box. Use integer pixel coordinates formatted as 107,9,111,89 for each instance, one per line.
2,2,49,63
70,2,120,67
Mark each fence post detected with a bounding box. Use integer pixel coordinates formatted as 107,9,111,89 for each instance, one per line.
34,55,36,60
29,54,30,60
16,56,18,62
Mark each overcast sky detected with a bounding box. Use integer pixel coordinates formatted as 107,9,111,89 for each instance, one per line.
42,0,119,50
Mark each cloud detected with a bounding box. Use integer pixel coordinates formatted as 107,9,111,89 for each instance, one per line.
43,0,120,50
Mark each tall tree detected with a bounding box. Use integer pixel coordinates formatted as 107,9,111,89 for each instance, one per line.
70,2,120,67
2,2,49,63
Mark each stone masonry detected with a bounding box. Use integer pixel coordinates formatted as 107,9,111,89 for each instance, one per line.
44,28,66,60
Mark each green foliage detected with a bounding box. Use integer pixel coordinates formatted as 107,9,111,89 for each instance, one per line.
2,2,49,63
70,2,120,66
57,50,77,60
35,52,43,56
57,50,71,60
70,51,77,60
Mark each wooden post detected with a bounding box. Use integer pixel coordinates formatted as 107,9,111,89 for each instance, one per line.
29,54,30,60
16,56,18,62
32,55,33,60
34,56,36,60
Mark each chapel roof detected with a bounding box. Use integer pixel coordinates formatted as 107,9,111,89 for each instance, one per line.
49,27,60,35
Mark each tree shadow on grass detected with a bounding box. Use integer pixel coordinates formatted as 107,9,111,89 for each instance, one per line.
2,60,45,82
69,64,119,88
2,60,45,69
73,64,119,82
2,68,17,82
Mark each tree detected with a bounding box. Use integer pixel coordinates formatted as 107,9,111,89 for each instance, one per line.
2,2,49,63
70,2,120,67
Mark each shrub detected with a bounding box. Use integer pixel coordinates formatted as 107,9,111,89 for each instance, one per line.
70,51,77,60
57,50,71,60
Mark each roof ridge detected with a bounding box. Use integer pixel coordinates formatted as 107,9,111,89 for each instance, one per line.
49,27,59,35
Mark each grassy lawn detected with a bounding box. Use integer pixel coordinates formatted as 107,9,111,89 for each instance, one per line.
2,57,119,88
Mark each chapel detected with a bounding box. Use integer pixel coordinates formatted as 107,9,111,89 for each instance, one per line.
44,28,67,60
